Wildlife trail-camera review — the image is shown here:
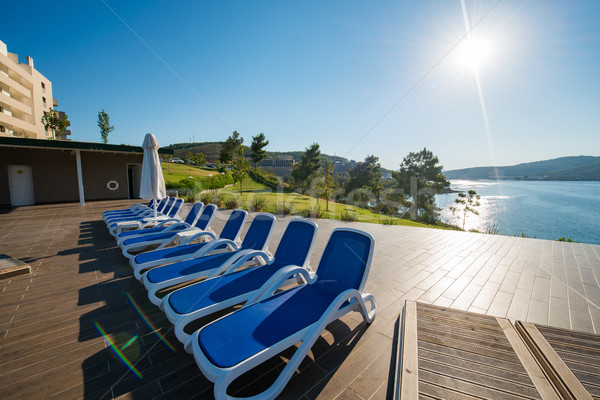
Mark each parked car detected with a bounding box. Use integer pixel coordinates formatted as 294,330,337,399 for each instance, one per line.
172,157,184,164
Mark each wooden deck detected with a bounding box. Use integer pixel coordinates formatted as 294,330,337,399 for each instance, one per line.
0,200,599,399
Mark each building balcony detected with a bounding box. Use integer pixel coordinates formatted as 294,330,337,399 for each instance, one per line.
0,112,38,138
0,68,30,97
0,90,32,115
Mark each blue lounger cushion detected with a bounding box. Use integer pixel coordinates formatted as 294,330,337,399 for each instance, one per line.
133,242,227,265
190,227,377,400
198,281,345,368
118,224,187,239
146,252,236,285
167,262,285,315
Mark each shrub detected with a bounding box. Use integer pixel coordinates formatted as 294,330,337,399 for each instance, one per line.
310,205,323,218
485,224,499,235
276,202,295,216
299,205,322,219
250,196,267,212
200,191,217,206
340,210,358,222
199,173,235,190
165,181,179,190
380,216,398,225
557,237,579,243
373,203,398,216
515,232,535,238
186,193,197,203
223,196,240,209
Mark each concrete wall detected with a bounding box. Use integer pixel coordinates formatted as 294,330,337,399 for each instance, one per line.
80,152,142,201
0,147,143,205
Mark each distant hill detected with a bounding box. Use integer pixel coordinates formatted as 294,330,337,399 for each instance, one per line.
165,141,354,165
444,156,600,181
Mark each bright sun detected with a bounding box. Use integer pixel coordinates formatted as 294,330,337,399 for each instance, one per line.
455,37,491,70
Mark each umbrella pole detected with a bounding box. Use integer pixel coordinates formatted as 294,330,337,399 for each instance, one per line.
154,201,158,219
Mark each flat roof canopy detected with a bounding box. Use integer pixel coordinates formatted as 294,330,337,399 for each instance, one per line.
0,137,174,155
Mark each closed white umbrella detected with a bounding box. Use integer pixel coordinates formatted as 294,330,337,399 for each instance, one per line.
139,133,167,219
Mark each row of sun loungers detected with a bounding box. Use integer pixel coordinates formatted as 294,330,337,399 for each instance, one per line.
103,199,378,399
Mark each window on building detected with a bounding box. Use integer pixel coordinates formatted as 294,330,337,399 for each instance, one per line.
41,82,46,92
0,125,5,133
42,96,47,107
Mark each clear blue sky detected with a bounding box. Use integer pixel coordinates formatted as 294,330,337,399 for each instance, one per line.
2,0,599,170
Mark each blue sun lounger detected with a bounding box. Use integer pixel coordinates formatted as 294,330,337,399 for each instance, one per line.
104,197,173,230
129,209,254,280
108,198,184,237
106,197,178,227
119,204,217,259
116,202,206,245
103,197,169,224
158,219,318,346
138,213,278,298
112,198,194,240
190,228,377,400
102,199,155,219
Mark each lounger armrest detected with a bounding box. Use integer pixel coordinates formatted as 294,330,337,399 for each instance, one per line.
191,238,240,255
325,289,377,324
182,230,217,245
115,220,142,236
160,221,188,232
247,266,317,306
209,250,270,277
133,209,153,218
139,214,169,225
155,234,181,250
155,217,181,227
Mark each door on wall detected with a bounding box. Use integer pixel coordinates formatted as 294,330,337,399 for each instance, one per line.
127,164,142,199
8,165,35,206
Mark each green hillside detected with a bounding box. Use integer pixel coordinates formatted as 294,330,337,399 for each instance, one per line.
165,141,354,165
444,156,600,181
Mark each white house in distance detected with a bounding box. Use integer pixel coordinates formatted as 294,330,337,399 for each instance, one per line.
0,39,70,139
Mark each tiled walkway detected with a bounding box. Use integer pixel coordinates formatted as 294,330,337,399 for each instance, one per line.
0,201,598,399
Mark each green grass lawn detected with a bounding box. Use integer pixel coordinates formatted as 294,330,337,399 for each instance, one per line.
164,170,437,228
162,163,218,182
217,176,432,228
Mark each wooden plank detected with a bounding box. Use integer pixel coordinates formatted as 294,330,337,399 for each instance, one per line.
418,331,521,364
497,317,561,400
418,325,516,353
418,380,491,400
394,300,418,400
416,302,500,327
417,312,508,341
531,322,600,399
419,369,539,400
418,340,528,378
419,358,543,398
418,347,534,385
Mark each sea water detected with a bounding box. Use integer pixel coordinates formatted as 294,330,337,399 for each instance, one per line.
436,180,600,245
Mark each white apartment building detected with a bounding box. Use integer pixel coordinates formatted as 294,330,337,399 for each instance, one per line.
0,39,65,139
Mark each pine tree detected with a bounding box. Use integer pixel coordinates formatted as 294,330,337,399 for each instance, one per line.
250,133,269,168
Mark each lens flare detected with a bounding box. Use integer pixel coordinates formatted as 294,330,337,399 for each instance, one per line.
125,291,176,352
94,321,143,379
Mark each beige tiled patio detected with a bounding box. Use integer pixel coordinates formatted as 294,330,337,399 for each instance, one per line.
0,200,598,399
